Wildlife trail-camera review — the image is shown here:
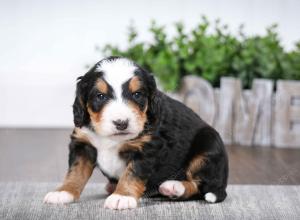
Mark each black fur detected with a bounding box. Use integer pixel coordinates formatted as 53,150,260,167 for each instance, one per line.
68,135,98,169
129,91,228,202
69,56,228,202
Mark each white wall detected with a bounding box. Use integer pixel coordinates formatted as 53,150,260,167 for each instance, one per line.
0,0,300,127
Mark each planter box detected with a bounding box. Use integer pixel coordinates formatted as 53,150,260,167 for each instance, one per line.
177,76,300,148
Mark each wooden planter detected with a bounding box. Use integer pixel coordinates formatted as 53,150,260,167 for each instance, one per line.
175,76,300,148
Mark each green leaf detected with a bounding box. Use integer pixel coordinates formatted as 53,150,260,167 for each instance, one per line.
98,17,300,91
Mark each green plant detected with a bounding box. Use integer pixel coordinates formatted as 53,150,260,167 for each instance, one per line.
100,16,300,91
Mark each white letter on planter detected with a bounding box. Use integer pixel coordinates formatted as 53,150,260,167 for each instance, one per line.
181,76,216,126
234,79,273,147
273,80,300,148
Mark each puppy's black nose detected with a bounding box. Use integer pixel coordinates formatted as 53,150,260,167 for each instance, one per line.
113,119,129,131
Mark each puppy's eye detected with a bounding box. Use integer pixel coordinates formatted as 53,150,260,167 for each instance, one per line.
96,93,107,101
132,92,142,100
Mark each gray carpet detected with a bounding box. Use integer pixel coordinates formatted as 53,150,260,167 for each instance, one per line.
0,183,300,220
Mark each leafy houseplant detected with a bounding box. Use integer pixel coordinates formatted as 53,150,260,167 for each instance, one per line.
100,16,300,91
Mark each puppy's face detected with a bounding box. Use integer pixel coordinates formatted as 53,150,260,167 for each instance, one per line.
73,57,156,141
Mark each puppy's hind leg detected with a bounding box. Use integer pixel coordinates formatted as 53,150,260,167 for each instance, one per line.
160,127,228,203
159,179,199,199
158,179,227,203
158,154,204,200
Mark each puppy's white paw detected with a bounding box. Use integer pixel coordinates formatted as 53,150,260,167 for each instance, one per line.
104,194,137,210
204,192,217,203
159,180,185,198
43,191,75,204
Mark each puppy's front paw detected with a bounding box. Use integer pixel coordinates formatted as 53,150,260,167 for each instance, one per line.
104,194,137,210
43,191,75,204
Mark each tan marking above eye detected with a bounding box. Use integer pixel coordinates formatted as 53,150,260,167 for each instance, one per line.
129,76,141,93
96,79,108,94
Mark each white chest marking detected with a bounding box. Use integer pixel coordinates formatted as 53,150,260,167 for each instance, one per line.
79,127,126,179
97,143,126,179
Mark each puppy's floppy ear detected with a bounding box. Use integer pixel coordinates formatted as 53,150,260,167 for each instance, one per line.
73,77,89,127
147,74,157,98
146,73,160,124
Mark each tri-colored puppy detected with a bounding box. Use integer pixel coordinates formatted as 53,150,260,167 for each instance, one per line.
44,57,228,210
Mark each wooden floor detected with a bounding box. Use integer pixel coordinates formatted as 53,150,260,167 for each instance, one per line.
0,128,299,185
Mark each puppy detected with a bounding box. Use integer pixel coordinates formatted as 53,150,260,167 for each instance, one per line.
44,57,228,210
